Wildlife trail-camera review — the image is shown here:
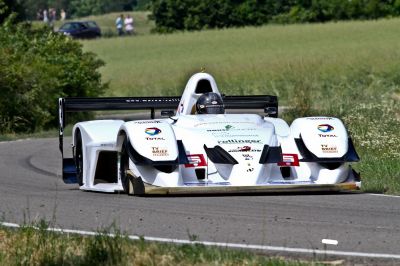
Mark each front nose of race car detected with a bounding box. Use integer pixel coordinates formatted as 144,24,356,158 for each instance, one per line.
175,114,281,186
214,144,271,185
204,126,278,186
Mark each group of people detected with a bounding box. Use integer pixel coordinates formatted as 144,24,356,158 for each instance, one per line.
115,14,135,36
37,8,67,27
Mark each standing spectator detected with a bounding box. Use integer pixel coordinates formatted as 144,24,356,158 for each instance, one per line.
48,8,56,28
115,14,124,36
37,9,43,21
52,9,57,19
124,15,134,35
60,9,66,21
43,9,49,24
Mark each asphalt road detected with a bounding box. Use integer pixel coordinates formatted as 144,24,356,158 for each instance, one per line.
1,137,400,263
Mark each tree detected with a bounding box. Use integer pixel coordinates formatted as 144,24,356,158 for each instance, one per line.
18,0,139,20
68,0,137,17
0,16,107,133
0,0,25,23
150,0,400,32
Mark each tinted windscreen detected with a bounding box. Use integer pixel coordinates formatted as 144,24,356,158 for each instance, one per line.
60,23,73,30
84,21,98,28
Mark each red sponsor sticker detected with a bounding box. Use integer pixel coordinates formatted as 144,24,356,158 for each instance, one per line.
185,154,208,168
278,153,300,167
240,146,251,151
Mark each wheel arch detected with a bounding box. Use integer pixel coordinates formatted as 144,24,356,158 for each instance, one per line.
72,123,89,149
116,129,128,152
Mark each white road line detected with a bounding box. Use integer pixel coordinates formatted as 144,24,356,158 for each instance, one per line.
368,193,400,198
322,239,338,245
1,221,400,260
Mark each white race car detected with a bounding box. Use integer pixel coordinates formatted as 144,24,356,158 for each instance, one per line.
58,72,361,195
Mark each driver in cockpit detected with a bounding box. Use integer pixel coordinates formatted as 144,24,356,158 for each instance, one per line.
195,92,225,114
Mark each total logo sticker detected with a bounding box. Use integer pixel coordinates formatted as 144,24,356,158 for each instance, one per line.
145,127,162,136
318,124,334,133
145,137,165,141
318,133,337,138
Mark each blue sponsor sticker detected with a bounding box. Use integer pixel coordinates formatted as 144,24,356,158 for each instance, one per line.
317,124,334,133
145,127,162,136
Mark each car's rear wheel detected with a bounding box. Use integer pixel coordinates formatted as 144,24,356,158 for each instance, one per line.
74,130,84,186
119,136,145,196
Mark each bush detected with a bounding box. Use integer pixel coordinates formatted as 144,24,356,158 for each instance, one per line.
0,15,107,133
0,0,24,24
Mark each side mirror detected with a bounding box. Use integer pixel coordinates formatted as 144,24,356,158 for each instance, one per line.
264,107,278,117
161,110,175,117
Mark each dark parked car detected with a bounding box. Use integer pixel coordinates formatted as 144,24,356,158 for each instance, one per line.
58,21,101,39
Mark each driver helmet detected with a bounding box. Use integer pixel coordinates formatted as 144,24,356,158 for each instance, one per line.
196,92,225,114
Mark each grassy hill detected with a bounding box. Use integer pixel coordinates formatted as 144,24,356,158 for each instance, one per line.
82,18,400,99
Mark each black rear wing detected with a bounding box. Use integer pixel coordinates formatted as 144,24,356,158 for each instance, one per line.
58,95,277,182
59,95,278,150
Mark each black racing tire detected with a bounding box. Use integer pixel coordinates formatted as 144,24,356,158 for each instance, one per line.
74,130,84,186
318,162,342,170
119,136,145,196
120,137,131,194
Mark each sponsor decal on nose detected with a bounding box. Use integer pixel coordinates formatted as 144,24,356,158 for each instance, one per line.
240,146,251,152
318,124,334,133
278,154,300,167
225,125,233,130
151,147,168,156
185,154,208,168
218,139,261,144
145,127,162,136
242,154,253,160
321,144,338,153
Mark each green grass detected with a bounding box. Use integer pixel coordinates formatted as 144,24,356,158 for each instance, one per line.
80,18,400,194
81,18,400,98
0,131,56,142
0,125,73,142
0,224,307,266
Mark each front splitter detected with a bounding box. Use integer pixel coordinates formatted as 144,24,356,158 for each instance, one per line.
143,182,361,195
